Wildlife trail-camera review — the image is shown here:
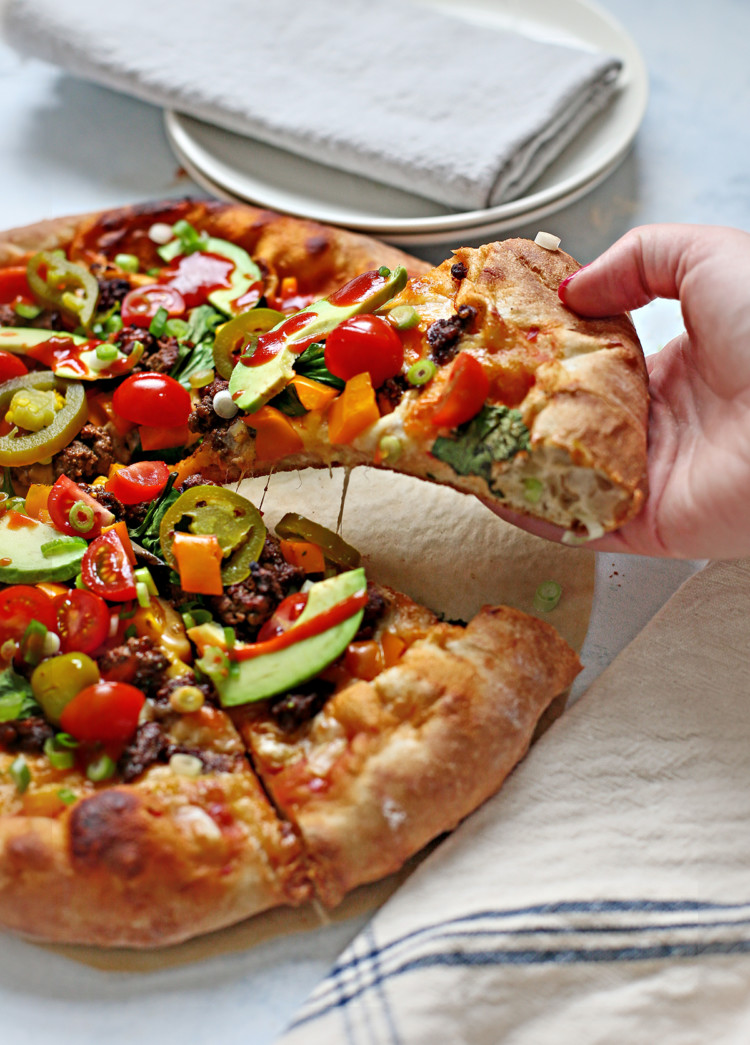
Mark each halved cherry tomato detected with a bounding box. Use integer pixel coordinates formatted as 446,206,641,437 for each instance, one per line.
80,529,136,601
59,679,145,744
430,352,490,429
0,350,29,384
47,475,115,539
324,314,404,389
120,284,186,328
52,589,111,654
0,266,32,306
106,459,170,505
0,585,56,646
112,372,192,428
256,591,309,642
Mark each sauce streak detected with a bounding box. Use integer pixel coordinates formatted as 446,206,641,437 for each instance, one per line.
164,252,234,308
241,312,315,368
327,270,385,308
231,589,367,661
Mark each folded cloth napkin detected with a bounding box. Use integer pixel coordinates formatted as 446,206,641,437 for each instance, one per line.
277,557,750,1044
3,0,622,210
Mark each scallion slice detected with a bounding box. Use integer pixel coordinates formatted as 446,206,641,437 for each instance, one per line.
533,580,562,613
149,307,169,338
44,736,75,770
406,359,437,386
388,305,420,331
86,754,116,782
9,755,30,793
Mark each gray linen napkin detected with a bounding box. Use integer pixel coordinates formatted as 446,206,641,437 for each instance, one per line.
3,0,621,210
277,558,750,1044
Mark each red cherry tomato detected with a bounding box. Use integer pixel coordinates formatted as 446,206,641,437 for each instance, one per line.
52,589,111,654
0,351,29,384
120,284,186,328
0,266,33,306
80,529,136,602
324,314,404,389
112,372,192,428
430,352,490,429
106,459,171,505
59,680,145,744
256,591,308,642
47,475,115,540
0,585,56,646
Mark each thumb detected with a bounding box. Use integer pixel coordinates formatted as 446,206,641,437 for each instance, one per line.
558,223,701,317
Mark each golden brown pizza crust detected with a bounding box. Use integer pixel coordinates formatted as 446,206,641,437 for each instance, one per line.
235,601,581,907
179,237,648,538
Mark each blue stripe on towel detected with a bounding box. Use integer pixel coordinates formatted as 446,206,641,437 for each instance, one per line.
288,897,750,1031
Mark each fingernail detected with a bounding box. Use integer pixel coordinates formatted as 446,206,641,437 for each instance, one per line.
558,264,587,303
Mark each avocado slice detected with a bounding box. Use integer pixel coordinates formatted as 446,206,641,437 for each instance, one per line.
159,235,263,316
228,265,408,414
0,513,86,583
217,567,367,707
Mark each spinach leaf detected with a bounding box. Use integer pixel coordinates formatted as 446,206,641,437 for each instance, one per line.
294,342,345,390
129,472,181,558
170,305,225,389
430,404,530,490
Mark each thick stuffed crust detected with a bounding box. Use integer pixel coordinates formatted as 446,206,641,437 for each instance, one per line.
237,603,582,907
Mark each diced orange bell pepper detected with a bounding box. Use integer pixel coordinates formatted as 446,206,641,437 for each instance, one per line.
24,483,51,520
279,538,326,574
381,630,406,667
245,405,305,461
35,581,69,600
172,532,224,596
139,423,192,452
327,372,380,445
291,375,340,412
87,391,135,437
103,519,136,565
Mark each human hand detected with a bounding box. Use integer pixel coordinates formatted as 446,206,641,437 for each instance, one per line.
558,223,750,559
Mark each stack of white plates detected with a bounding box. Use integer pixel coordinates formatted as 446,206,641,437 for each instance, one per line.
164,0,647,247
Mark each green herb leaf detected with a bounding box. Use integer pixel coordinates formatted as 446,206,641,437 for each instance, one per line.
430,404,530,489
129,471,181,557
0,668,39,722
294,342,345,390
269,385,308,417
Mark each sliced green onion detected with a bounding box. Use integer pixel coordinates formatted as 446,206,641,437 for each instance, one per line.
135,581,150,608
9,755,30,793
20,619,48,666
406,359,437,386
533,580,562,613
378,434,403,463
149,307,169,337
378,266,391,278
54,732,79,749
95,342,119,362
44,735,75,770
40,536,87,559
14,301,42,320
57,787,77,805
223,626,236,650
86,754,116,782
134,566,158,597
388,305,420,330
68,501,96,534
74,572,87,590
114,252,140,273
104,313,124,334
523,477,544,504
169,685,205,714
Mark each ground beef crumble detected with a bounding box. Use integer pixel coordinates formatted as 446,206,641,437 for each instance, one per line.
426,304,477,365
188,377,231,435
0,716,55,754
117,720,236,782
50,423,115,483
98,636,169,695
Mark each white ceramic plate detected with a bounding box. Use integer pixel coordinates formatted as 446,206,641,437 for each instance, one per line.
164,0,647,245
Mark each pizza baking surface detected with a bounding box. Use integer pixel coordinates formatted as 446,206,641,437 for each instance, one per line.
0,200,601,947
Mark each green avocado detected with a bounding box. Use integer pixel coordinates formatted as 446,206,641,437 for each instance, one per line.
159,235,263,316
0,513,86,583
217,567,367,707
228,265,408,414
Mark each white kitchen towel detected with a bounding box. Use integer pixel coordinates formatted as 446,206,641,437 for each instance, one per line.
3,0,622,210
277,557,750,1044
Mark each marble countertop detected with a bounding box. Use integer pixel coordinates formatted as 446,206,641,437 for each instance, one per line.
0,0,746,1041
